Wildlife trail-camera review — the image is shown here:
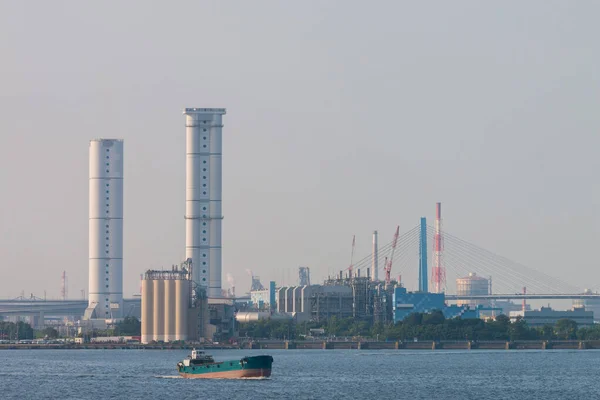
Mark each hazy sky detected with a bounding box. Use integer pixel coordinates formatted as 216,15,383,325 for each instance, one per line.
0,1,598,300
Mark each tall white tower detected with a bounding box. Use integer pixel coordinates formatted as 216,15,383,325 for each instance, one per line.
183,108,226,298
372,230,379,281
88,139,124,319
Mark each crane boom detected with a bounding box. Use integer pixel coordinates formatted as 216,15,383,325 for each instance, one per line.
385,226,400,284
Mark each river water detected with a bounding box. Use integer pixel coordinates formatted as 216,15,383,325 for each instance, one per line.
0,349,599,399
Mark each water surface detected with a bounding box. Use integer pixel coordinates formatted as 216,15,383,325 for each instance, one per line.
0,349,598,399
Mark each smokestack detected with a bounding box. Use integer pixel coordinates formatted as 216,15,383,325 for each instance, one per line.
88,139,124,319
431,202,445,293
372,230,378,281
183,108,226,298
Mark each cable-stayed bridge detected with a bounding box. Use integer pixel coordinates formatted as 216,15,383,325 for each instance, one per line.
347,223,599,301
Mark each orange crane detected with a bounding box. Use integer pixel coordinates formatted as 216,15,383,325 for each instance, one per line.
384,226,400,285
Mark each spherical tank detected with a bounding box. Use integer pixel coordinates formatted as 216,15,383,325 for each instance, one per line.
164,280,176,342
175,279,189,341
153,279,165,342
456,272,489,308
141,279,153,344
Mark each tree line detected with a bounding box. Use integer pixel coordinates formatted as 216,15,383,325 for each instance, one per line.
0,321,34,340
237,312,600,341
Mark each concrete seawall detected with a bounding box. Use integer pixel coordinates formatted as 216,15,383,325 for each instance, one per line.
2,340,599,350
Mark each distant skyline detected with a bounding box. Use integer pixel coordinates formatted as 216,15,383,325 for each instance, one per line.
0,1,598,299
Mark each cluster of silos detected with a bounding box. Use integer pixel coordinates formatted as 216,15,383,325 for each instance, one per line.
456,273,490,308
141,275,190,343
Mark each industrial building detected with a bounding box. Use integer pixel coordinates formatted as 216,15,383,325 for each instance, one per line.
85,139,124,321
573,289,600,322
509,306,594,327
140,260,211,343
274,272,396,323
298,267,311,286
250,281,276,311
392,287,479,322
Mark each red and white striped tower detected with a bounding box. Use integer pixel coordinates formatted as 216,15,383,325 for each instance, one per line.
431,202,446,293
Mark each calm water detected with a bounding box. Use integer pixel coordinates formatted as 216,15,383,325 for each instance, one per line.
0,349,599,399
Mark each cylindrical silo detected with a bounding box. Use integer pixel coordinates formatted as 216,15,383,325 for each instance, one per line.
89,139,124,319
141,278,154,344
175,279,189,341
456,272,490,308
153,279,165,342
183,108,226,298
164,279,176,342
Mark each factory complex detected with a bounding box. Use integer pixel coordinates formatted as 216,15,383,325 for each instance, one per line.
1,107,599,344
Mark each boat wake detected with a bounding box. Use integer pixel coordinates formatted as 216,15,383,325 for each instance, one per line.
234,376,271,380
155,375,183,379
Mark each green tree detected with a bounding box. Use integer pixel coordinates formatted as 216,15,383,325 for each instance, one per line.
41,327,59,339
422,310,445,325
115,317,141,336
509,317,530,340
554,319,577,340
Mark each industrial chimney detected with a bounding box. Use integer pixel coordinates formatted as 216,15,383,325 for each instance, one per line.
183,108,226,298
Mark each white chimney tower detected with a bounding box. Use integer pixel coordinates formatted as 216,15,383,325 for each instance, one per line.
183,108,226,298
88,139,124,319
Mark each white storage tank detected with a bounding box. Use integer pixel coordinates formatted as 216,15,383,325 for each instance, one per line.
456,273,490,308
153,279,165,342
164,280,176,342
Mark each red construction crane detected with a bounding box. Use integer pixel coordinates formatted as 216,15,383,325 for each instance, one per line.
384,226,400,284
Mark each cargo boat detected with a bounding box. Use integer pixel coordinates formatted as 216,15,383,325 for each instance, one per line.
177,349,273,379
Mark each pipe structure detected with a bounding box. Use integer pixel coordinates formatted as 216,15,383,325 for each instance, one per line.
371,231,379,281
88,139,124,319
183,108,226,298
431,202,445,293
419,217,428,292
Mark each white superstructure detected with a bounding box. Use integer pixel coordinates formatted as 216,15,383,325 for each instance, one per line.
88,139,124,319
183,108,226,298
